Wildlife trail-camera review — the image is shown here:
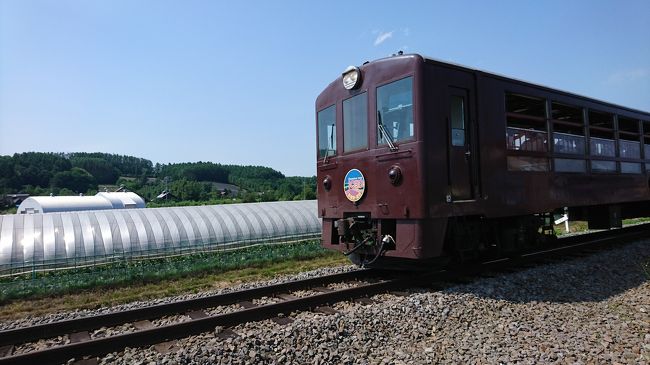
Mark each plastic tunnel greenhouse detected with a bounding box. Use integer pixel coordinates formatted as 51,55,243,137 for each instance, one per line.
0,200,320,275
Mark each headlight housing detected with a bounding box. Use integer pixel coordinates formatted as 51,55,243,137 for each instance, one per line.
323,176,332,191
388,165,402,186
342,66,361,90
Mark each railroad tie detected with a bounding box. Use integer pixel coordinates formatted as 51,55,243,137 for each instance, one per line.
354,297,375,305
275,293,299,301
187,310,209,320
271,316,294,325
214,328,239,340
154,341,179,354
132,320,154,331
237,300,257,309
69,331,91,344
71,358,98,365
0,345,13,358
311,286,333,293
313,306,339,315
388,291,410,297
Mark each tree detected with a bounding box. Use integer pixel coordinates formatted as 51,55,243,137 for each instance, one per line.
11,152,71,188
70,157,120,184
51,168,97,193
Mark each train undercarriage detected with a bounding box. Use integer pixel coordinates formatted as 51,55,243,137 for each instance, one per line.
330,201,650,268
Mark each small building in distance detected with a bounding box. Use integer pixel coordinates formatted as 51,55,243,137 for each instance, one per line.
3,194,30,207
16,192,145,214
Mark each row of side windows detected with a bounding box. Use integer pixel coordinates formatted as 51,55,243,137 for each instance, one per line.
505,92,649,174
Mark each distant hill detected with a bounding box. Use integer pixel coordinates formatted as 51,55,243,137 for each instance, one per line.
0,152,315,208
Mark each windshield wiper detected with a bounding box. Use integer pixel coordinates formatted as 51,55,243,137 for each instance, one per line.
377,111,398,152
323,123,335,164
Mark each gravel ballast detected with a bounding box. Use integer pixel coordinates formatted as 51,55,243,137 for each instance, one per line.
5,240,650,364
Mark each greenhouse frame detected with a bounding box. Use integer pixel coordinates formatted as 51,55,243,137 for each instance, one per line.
0,200,320,275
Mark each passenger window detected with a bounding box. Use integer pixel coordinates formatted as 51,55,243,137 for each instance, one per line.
505,93,548,153
317,105,336,158
343,93,368,152
643,121,650,161
588,110,617,173
551,102,585,155
588,110,615,157
376,77,414,145
551,102,586,173
450,95,466,146
618,116,640,159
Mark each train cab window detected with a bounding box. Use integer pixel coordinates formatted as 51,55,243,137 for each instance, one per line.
317,105,337,158
505,93,548,153
376,77,414,145
343,92,368,152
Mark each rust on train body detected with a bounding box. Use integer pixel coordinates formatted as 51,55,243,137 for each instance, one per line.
316,54,650,266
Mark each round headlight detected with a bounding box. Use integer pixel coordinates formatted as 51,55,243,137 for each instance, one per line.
342,66,361,90
388,165,402,186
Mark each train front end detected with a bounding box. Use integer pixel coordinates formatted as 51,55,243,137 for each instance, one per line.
316,54,442,266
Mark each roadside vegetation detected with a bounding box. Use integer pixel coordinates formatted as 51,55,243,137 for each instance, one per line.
553,217,650,236
0,240,348,320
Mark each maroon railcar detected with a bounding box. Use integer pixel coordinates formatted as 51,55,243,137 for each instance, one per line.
316,54,650,266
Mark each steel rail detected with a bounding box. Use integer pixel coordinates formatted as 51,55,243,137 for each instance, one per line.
0,268,381,347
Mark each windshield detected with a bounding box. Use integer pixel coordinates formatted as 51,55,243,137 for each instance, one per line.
317,105,336,158
377,77,414,145
343,92,368,152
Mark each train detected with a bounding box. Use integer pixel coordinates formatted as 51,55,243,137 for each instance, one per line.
315,53,650,267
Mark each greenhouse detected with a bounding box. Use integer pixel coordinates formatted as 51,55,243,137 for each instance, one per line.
0,200,320,275
16,192,146,214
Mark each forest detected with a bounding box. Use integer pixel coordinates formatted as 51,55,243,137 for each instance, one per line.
0,152,316,210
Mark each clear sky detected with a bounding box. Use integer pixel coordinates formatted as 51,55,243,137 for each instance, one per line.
1,0,649,176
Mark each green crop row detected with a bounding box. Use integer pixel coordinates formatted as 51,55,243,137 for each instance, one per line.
0,240,331,303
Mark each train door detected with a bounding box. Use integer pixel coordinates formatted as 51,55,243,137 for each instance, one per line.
446,86,476,201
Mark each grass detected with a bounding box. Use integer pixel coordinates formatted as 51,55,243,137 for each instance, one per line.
553,217,650,236
622,217,650,225
0,240,349,320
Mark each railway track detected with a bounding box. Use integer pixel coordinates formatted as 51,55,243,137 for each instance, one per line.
0,223,648,365
0,268,411,365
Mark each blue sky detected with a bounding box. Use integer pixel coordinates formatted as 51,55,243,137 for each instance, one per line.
1,0,648,176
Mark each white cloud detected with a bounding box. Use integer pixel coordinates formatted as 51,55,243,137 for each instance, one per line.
607,68,649,84
374,31,393,46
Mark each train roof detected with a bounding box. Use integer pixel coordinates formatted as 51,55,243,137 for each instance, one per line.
319,53,648,117
420,54,650,117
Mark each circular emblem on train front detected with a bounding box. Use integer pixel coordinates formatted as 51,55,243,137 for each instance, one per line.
343,169,366,202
